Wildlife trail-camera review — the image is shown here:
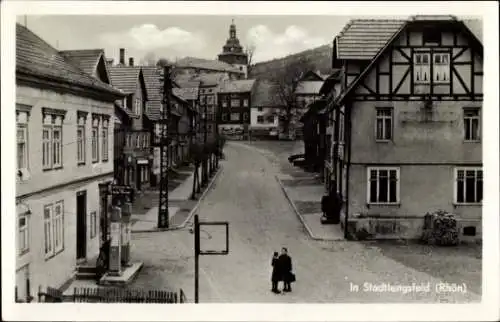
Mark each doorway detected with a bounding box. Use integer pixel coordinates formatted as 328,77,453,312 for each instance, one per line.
76,190,87,261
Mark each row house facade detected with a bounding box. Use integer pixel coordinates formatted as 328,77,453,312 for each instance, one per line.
109,49,152,193
249,80,283,138
217,79,256,140
321,16,483,240
15,24,125,301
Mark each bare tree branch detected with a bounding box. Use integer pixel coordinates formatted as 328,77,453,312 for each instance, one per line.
270,56,316,138
246,43,256,76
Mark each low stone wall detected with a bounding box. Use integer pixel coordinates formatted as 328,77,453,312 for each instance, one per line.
340,213,482,242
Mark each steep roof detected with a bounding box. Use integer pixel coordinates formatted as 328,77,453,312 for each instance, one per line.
336,19,407,60
334,16,483,108
141,66,163,121
108,66,142,94
16,24,124,97
172,87,199,101
462,19,483,43
59,49,104,76
219,79,256,93
175,56,244,74
295,81,324,95
251,80,285,107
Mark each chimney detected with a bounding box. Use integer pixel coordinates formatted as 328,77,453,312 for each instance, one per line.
119,48,125,65
129,57,134,66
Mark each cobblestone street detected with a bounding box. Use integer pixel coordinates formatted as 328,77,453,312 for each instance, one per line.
130,141,481,303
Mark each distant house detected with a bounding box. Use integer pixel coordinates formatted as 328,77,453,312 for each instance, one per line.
321,16,483,240
172,87,199,162
108,49,151,193
217,79,256,140
15,24,125,301
294,71,326,138
250,80,283,138
175,56,244,80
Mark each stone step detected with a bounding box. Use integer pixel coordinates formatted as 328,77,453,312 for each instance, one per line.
75,271,98,280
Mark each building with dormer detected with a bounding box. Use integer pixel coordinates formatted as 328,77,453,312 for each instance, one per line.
320,16,483,240
15,24,125,301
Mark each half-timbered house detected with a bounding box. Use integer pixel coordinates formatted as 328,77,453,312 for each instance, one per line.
322,15,483,240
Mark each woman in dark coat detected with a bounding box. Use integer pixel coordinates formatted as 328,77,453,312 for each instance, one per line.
271,252,281,293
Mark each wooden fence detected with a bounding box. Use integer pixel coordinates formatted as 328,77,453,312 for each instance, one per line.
37,286,188,303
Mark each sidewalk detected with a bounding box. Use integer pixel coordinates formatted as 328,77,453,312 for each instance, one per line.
131,163,223,233
276,171,345,241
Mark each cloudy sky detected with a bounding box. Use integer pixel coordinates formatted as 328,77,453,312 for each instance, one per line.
16,15,358,64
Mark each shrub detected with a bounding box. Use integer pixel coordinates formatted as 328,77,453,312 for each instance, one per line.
421,210,459,246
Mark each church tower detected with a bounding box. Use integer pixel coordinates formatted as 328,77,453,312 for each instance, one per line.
218,19,249,78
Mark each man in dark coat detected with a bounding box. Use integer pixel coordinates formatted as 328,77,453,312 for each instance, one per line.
271,252,281,294
278,247,293,292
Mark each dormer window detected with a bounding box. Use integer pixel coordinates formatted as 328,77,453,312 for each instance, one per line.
422,28,441,45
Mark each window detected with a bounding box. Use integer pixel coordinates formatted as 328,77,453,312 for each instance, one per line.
231,99,240,107
42,127,51,169
433,53,450,83
222,100,228,108
368,167,399,204
102,123,108,161
243,113,249,121
44,202,64,258
230,113,240,121
375,108,393,141
90,211,97,239
414,52,430,84
77,125,85,164
339,113,345,143
92,126,99,162
18,213,29,255
125,134,131,147
222,114,228,121
257,107,263,112
257,115,264,124
137,134,142,148
17,126,27,170
243,99,249,107
266,115,275,123
207,96,214,105
455,168,482,204
464,108,480,141
423,28,441,44
52,126,62,168
134,98,141,115
42,125,62,170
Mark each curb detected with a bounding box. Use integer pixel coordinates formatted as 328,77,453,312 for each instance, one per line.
275,175,343,242
132,164,224,233
176,163,224,229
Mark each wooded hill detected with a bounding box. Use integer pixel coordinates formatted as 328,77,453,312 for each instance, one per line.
248,44,333,80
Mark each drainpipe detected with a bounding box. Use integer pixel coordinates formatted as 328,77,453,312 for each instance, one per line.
344,102,352,240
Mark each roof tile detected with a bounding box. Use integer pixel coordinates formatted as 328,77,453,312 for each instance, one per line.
59,49,104,76
108,66,141,93
16,24,123,96
175,56,244,74
219,79,256,93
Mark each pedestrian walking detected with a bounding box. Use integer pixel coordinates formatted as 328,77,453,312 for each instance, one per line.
271,252,281,294
278,247,294,292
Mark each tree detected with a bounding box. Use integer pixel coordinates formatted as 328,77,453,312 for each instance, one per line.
271,56,316,139
156,57,172,67
246,43,256,76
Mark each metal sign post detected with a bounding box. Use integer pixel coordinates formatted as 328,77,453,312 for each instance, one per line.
193,214,229,303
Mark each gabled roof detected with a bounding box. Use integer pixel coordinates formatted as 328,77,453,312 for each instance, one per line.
196,73,229,87
251,80,285,107
173,87,199,101
219,79,256,93
108,66,144,94
59,49,105,77
16,24,124,97
334,16,483,108
175,56,244,74
141,66,163,121
295,81,324,95
335,19,407,60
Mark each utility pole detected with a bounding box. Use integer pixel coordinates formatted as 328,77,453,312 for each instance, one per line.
158,65,172,229
203,97,208,185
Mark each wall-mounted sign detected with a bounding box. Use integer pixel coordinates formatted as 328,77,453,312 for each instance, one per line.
137,159,149,165
110,185,133,196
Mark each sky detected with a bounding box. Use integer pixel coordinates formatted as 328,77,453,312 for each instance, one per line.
16,15,357,64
